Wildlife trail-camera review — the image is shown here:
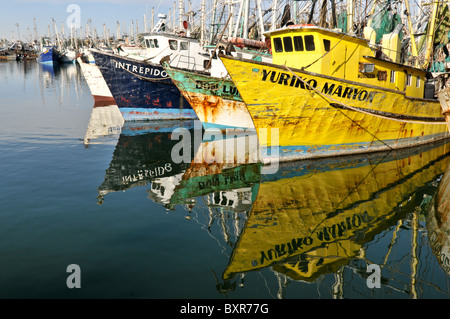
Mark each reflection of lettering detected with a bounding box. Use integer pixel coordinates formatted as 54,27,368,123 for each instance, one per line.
198,172,246,190
429,230,450,273
257,211,373,266
122,163,172,183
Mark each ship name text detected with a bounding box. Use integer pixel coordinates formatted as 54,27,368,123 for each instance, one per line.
261,69,382,103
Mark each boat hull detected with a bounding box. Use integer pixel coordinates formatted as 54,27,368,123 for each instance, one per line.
221,56,450,163
77,57,116,106
164,66,254,130
38,47,59,64
90,49,196,121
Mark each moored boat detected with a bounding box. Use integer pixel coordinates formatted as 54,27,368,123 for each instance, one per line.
37,46,62,64
91,49,197,121
77,55,116,106
164,64,254,130
221,24,449,163
90,13,213,121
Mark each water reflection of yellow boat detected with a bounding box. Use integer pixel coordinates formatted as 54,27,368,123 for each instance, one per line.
223,140,450,282
429,162,450,276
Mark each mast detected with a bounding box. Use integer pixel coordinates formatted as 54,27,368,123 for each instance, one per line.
271,0,278,30
404,0,419,67
257,0,265,40
422,0,440,70
201,0,206,44
234,0,244,37
347,0,354,33
211,0,218,42
179,0,185,31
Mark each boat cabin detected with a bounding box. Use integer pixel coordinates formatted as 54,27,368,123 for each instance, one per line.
266,25,431,99
141,32,210,71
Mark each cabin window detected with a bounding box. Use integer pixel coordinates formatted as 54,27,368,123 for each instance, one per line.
145,39,151,48
147,39,159,48
293,36,304,51
416,76,421,88
169,40,178,50
305,35,315,51
390,70,395,83
283,37,293,52
273,38,283,52
180,41,189,50
406,73,412,86
323,39,331,51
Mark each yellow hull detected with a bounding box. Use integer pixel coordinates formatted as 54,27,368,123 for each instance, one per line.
223,140,450,281
221,56,449,163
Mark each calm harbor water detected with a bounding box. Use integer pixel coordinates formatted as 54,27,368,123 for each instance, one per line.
0,60,449,299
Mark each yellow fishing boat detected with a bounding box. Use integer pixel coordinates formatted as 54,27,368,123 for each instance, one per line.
220,23,449,163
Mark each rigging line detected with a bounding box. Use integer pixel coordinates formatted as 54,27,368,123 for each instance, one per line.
282,65,394,150
301,32,348,71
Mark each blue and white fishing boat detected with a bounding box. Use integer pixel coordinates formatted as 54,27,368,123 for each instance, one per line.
91,49,197,121
90,14,210,121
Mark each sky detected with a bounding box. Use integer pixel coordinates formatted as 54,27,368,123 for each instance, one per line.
0,0,199,41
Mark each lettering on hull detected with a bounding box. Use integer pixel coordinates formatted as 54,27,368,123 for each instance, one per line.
113,60,168,78
261,69,382,103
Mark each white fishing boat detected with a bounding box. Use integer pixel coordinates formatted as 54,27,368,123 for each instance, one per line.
77,55,116,105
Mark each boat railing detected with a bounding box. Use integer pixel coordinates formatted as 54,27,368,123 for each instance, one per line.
176,54,200,70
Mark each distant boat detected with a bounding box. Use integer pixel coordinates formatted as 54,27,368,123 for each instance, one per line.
37,46,61,64
59,49,78,63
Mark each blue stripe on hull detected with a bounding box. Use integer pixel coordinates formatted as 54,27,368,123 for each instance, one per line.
120,108,197,121
91,50,197,121
202,122,255,131
261,133,449,163
120,120,196,135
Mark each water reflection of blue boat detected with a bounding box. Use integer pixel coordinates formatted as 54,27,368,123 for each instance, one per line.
37,46,61,64
39,61,60,76
97,120,197,201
